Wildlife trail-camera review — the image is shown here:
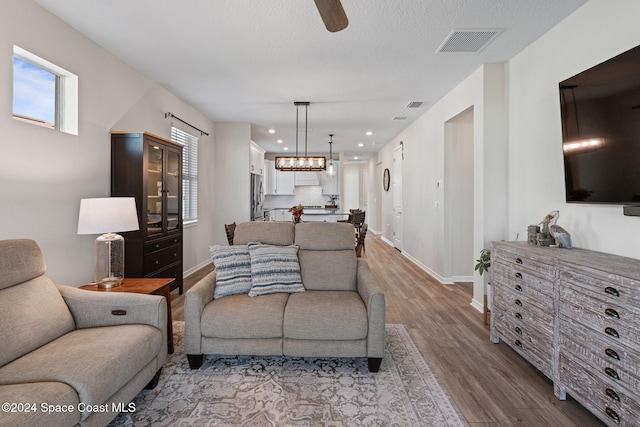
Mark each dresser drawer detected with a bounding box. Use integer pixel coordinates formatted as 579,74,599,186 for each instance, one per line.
144,244,182,273
493,284,554,333
492,245,557,279
560,354,640,427
145,235,181,254
493,260,555,304
560,287,640,352
561,318,640,393
561,269,640,315
494,313,553,377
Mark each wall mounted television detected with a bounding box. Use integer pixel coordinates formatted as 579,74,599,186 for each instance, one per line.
559,44,640,204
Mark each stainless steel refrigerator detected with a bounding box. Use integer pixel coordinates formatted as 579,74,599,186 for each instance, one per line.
250,173,264,221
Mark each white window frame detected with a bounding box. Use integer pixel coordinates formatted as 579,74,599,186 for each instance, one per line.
13,45,78,135
171,126,198,224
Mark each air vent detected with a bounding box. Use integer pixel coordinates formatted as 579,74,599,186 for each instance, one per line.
436,29,503,54
406,101,423,108
393,116,408,121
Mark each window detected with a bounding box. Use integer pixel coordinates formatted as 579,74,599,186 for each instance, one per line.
171,127,198,223
12,46,78,135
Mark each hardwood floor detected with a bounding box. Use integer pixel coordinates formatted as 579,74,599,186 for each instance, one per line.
170,234,605,427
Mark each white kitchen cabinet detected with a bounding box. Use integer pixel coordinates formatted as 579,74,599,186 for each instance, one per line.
275,170,295,195
264,160,276,195
250,142,265,175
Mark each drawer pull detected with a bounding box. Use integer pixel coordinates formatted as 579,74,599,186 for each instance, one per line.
154,260,159,265
605,327,620,339
605,348,620,360
605,367,620,381
155,244,160,249
515,327,523,335
515,284,523,292
605,407,620,423
515,258,523,264
515,312,523,320
515,272,523,279
605,308,620,319
515,339,522,348
605,286,619,297
515,299,523,307
605,388,620,402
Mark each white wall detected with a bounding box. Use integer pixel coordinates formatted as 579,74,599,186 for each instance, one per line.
378,64,507,310
1,0,217,285
213,122,252,244
507,0,640,260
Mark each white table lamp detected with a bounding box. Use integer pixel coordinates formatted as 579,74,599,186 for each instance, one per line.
77,197,139,288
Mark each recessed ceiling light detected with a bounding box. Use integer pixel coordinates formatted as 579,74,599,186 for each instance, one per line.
358,143,364,147
354,156,359,160
283,147,289,151
366,131,373,136
277,139,283,143
268,129,276,134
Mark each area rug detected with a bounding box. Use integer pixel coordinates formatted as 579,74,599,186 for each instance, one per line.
109,322,468,427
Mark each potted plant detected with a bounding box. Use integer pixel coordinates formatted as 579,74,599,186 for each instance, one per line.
289,204,304,223
474,248,491,276
475,248,491,325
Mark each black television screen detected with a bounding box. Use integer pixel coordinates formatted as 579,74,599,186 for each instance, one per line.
559,44,640,204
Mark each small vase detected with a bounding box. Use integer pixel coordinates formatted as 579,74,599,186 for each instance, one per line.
293,216,301,224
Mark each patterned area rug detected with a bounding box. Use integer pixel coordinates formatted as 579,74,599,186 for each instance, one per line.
110,322,468,426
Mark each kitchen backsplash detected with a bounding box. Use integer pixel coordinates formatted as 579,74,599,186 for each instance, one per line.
264,186,338,209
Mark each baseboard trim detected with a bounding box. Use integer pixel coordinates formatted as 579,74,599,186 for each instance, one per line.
470,298,484,313
381,236,395,247
183,259,211,278
401,251,453,285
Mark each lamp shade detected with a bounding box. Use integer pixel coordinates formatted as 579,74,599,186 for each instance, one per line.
77,197,139,234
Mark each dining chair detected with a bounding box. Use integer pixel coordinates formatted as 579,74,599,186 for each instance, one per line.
224,222,236,245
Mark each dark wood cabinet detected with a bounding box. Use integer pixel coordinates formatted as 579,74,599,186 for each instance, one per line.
111,132,183,294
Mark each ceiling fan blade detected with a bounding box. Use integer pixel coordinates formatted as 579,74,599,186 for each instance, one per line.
313,0,348,32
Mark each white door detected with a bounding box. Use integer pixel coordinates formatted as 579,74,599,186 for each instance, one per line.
393,146,403,250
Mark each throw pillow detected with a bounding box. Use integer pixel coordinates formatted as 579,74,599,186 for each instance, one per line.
209,245,252,299
247,242,305,297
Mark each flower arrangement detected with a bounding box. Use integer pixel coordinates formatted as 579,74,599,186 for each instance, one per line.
289,204,304,223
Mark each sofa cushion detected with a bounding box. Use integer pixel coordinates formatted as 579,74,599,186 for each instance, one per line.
284,291,368,341
247,242,305,297
209,245,252,299
294,222,357,250
0,382,80,427
234,222,295,246
201,292,289,339
0,275,75,367
0,239,45,291
0,324,162,421
297,250,357,291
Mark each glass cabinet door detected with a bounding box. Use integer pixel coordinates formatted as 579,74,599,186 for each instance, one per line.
166,148,181,232
146,141,164,236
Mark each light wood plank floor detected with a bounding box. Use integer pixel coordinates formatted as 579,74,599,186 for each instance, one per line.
170,233,605,427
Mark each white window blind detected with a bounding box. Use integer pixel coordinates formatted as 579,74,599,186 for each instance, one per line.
171,127,198,223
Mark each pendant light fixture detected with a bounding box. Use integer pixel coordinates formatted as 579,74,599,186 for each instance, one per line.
326,134,336,177
276,102,326,171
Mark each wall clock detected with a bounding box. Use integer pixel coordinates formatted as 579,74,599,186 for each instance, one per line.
383,168,390,191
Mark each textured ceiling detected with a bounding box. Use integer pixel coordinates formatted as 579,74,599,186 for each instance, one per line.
36,0,588,160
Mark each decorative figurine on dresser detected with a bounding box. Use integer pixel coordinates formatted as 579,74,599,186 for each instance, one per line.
111,132,184,294
490,237,640,426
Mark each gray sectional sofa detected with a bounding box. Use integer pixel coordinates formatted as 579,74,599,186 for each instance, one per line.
184,221,386,372
0,239,168,427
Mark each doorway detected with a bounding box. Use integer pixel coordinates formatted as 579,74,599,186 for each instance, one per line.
444,108,474,282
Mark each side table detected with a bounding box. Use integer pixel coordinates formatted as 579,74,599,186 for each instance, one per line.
80,278,175,354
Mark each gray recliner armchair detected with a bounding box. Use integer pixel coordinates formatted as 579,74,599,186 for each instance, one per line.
0,239,168,427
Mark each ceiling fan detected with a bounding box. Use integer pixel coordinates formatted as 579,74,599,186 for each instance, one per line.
314,0,348,32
